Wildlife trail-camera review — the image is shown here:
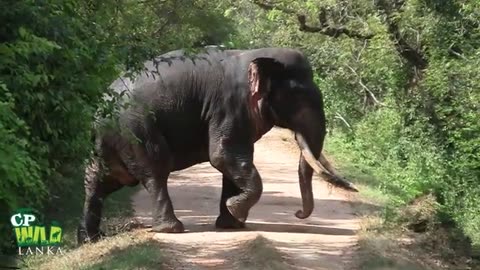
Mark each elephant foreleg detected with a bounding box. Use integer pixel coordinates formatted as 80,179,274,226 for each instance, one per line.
215,175,246,229
210,155,263,224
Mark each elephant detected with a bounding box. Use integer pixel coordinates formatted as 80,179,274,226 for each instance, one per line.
77,47,358,244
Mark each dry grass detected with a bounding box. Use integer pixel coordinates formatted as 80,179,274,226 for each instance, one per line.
355,196,475,270
327,142,479,270
236,235,290,270
26,231,293,270
356,216,429,270
25,230,166,270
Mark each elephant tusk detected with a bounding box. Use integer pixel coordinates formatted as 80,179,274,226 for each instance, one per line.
295,133,359,192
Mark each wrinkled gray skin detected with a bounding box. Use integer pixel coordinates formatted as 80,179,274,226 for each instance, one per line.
77,47,344,244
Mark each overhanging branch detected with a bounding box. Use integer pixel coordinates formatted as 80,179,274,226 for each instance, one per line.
252,0,427,71
375,0,427,70
297,14,374,39
251,0,295,14
252,0,374,39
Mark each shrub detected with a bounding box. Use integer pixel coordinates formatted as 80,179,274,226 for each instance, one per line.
0,0,234,252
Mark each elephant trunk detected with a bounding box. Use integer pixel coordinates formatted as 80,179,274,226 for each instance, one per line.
294,132,318,219
294,133,359,219
295,151,314,219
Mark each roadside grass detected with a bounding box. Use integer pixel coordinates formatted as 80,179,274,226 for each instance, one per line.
237,235,290,270
81,238,165,270
322,146,389,209
356,215,474,270
22,184,141,268
63,184,141,248
357,218,425,270
24,231,166,270
324,138,478,270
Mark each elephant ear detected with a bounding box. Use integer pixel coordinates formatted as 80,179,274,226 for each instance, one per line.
248,58,285,102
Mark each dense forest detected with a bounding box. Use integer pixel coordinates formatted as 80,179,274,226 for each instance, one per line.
1,0,479,260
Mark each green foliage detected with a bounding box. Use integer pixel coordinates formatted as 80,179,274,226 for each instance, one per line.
228,0,480,253
80,240,165,270
0,0,233,253
1,0,479,261
329,107,448,204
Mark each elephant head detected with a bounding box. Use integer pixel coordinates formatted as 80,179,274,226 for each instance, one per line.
240,48,358,219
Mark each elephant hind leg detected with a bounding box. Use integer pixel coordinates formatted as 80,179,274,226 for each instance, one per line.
130,136,184,233
77,158,125,244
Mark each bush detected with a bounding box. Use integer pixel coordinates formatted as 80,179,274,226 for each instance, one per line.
231,0,480,250
0,0,234,253
328,103,479,247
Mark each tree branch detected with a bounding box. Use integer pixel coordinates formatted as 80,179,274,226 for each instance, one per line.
297,14,374,39
375,0,427,70
345,65,388,107
251,0,295,14
334,112,352,129
358,81,386,107
387,22,428,70
252,1,374,39
252,0,427,71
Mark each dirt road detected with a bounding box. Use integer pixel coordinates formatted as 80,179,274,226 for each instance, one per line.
132,128,360,269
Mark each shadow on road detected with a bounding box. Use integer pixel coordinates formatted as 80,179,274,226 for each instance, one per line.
185,221,356,236
133,180,373,236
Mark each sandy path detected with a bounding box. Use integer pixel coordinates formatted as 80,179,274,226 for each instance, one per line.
132,128,359,269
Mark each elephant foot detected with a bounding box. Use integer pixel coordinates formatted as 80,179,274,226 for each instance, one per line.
215,214,246,229
226,197,249,223
77,225,105,245
151,220,184,233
